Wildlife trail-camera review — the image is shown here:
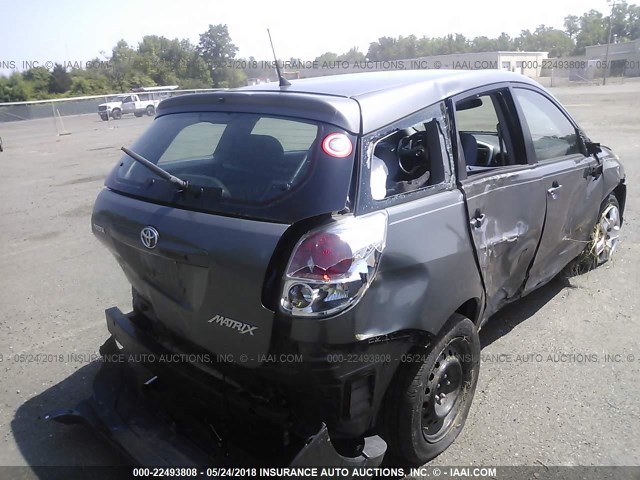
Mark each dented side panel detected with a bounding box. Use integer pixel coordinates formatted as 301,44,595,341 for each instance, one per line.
461,167,546,317
358,190,483,337
524,154,603,293
289,189,484,342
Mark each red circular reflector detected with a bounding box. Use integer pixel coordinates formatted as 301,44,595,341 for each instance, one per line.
322,133,353,158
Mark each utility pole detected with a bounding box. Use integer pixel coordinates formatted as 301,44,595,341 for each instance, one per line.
603,0,616,86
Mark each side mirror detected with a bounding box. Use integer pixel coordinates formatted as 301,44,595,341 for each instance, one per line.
585,140,602,156
578,130,601,157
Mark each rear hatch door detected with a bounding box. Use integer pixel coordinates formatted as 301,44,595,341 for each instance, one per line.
93,190,287,367
95,101,359,365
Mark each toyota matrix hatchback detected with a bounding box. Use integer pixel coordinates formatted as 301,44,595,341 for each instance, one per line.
53,70,626,468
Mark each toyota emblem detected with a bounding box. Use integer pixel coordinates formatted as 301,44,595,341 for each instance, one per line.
140,226,159,249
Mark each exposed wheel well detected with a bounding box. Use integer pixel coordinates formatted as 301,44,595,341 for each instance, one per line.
612,182,626,222
455,298,481,326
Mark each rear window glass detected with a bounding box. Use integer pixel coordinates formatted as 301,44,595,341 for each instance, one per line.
116,112,319,206
159,123,226,163
252,117,318,150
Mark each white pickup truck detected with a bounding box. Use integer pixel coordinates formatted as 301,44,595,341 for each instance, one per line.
98,87,178,121
121,94,161,117
97,94,155,120
97,95,126,121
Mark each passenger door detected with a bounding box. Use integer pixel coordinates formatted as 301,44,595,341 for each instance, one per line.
512,87,604,293
122,95,135,114
453,86,547,317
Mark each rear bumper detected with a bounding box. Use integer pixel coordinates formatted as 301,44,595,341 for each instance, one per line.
100,305,413,440
48,307,387,469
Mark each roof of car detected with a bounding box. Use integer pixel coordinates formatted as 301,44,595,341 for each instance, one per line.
158,70,542,134
243,69,537,97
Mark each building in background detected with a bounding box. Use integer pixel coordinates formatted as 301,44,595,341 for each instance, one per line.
584,38,640,77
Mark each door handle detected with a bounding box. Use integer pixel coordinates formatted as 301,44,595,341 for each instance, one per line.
470,213,486,229
547,184,563,199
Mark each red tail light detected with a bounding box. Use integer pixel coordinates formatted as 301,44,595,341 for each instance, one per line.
289,232,353,278
281,212,388,317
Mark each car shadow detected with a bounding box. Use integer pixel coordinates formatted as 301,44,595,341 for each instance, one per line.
479,275,574,349
10,362,129,479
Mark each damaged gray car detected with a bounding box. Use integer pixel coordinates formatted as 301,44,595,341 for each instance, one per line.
50,70,626,469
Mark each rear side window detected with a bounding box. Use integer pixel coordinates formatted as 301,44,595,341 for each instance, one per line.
358,102,453,211
456,97,500,133
513,88,580,161
454,90,526,173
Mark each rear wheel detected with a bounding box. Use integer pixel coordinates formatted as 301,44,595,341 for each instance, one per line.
381,314,480,465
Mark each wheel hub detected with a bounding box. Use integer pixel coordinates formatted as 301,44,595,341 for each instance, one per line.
421,339,468,442
432,359,463,418
595,204,621,263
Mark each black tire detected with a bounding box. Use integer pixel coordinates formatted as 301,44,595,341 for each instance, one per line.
134,112,143,118
381,314,480,465
145,105,155,116
111,109,122,120
100,114,108,121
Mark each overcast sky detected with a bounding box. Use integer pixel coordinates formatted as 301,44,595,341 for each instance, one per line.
0,0,614,74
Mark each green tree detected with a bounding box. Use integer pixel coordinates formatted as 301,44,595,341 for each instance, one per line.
69,66,112,95
314,52,338,64
416,37,435,56
396,35,419,59
123,35,212,88
563,3,640,54
628,4,640,39
69,77,92,95
337,47,366,63
471,36,498,52
609,2,640,40
564,15,580,39
574,10,608,54
0,73,30,102
22,66,51,97
367,37,398,60
496,32,514,50
516,25,575,57
197,24,239,87
49,63,72,94
108,40,139,91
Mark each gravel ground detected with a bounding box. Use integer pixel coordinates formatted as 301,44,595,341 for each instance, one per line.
0,81,638,476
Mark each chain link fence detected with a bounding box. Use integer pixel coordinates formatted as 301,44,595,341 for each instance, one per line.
0,89,223,135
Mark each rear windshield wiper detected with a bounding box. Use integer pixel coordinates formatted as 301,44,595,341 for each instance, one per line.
121,146,188,190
